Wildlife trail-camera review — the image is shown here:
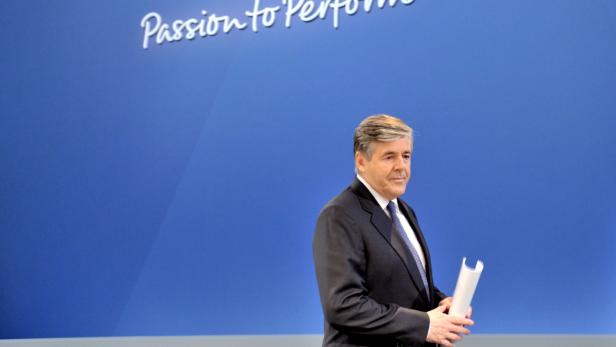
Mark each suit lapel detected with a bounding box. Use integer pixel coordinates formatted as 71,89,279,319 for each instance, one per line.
351,179,430,305
398,199,435,302
386,214,431,304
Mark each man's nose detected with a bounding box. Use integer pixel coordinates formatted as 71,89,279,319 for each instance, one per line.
393,156,405,168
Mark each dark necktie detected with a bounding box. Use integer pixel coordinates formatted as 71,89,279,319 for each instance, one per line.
387,201,430,299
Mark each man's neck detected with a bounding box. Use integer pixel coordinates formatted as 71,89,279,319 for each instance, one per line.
356,174,392,210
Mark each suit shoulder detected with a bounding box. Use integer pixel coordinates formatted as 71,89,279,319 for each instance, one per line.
314,187,365,246
319,186,361,216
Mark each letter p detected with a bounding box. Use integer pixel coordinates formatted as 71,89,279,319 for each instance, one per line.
141,12,162,49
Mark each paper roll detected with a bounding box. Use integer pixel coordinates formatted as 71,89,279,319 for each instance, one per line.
449,257,483,317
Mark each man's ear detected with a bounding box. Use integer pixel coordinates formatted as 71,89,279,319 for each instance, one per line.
355,151,365,174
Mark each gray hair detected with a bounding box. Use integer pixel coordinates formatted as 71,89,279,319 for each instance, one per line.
354,114,413,158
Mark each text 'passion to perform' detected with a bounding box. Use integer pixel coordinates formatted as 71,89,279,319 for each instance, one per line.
140,0,416,49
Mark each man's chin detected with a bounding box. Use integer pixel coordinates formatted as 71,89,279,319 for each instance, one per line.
389,186,407,198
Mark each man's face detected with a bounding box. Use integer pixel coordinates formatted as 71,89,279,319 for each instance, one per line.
355,137,412,201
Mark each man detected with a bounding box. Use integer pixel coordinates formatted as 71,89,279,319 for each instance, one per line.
313,115,473,347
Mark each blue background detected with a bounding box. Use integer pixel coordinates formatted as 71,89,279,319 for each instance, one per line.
1,0,615,339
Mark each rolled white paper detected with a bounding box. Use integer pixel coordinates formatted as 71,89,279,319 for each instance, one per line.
449,257,483,317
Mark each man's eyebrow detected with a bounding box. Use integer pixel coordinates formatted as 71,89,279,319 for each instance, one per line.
380,150,411,156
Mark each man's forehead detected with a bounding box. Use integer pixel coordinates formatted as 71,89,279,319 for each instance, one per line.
372,138,413,151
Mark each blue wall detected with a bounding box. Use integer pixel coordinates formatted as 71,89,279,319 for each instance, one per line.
1,0,615,339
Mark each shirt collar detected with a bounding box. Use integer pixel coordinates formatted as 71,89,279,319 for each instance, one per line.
356,174,397,212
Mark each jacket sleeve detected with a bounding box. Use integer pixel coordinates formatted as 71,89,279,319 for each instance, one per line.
313,205,430,345
433,286,448,303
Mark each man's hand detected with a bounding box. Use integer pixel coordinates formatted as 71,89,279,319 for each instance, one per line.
426,305,474,347
438,296,473,318
438,297,453,311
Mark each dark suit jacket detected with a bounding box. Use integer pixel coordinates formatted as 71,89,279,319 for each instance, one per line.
313,178,446,347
